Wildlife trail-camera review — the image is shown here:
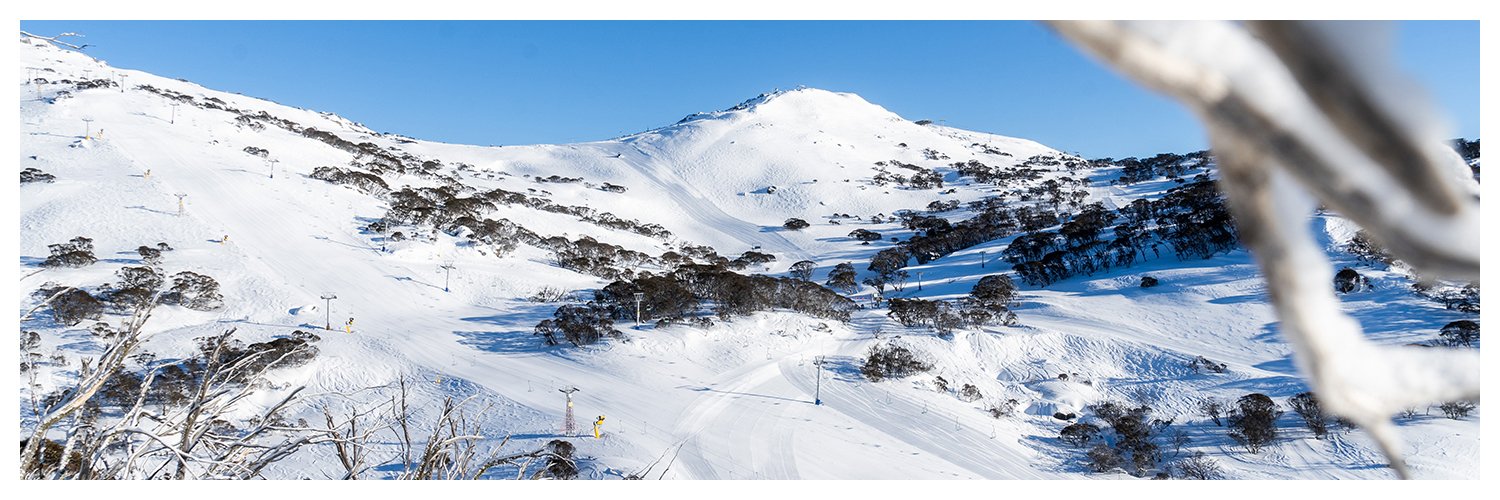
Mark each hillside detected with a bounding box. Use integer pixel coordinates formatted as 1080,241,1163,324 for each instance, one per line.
17,35,1480,480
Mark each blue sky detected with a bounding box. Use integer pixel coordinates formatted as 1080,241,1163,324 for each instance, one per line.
19,21,1479,158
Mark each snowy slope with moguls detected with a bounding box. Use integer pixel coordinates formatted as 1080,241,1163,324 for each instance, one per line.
17,36,1477,479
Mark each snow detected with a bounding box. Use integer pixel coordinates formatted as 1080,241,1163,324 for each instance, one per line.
16,37,1477,479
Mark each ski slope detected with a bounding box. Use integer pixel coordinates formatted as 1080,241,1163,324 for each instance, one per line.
16,36,1478,480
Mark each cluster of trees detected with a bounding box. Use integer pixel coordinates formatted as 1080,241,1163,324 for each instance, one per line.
871,209,1031,278
872,199,1078,284
88,266,224,315
927,199,960,212
1333,268,1372,294
730,250,776,270
532,174,582,184
1153,179,1238,259
1009,180,1237,287
1063,401,1177,477
1186,355,1228,374
1287,392,1328,439
72,78,118,91
233,109,301,133
1170,453,1226,480
542,235,657,280
1437,320,1479,347
951,159,1042,186
102,330,323,411
1451,138,1479,179
138,84,308,141
33,236,219,326
1020,154,1090,173
311,166,392,198
969,142,1013,157
101,266,162,311
1094,151,1209,185
1346,229,1480,315
42,236,96,268
1452,138,1480,162
21,167,55,183
886,298,960,332
380,183,667,263
457,185,671,240
1058,390,1390,478
1415,281,1479,314
598,262,858,324
789,260,817,281
538,261,859,347
302,127,447,181
883,275,1019,334
1439,400,1477,419
848,228,882,243
825,263,859,294
447,216,539,256
383,185,490,228
1227,393,1284,452
1344,229,1393,265
534,304,619,347
860,343,929,382
159,271,225,311
34,285,103,326
1019,178,1090,210
872,160,943,189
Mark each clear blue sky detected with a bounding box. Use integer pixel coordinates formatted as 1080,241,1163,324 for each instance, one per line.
19,21,1479,158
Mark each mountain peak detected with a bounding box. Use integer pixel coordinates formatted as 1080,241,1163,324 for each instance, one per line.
674,86,899,126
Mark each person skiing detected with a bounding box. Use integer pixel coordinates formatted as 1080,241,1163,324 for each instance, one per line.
344,317,354,334
221,234,229,244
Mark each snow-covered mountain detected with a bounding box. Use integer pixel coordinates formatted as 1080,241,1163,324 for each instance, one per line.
17,35,1479,479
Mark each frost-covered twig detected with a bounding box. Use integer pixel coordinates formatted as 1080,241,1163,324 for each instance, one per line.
1048,20,1481,479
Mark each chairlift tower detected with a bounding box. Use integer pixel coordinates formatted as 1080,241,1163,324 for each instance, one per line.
560,387,580,436
170,102,180,124
439,261,456,292
174,193,188,216
81,117,94,139
320,293,338,331
633,292,644,325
